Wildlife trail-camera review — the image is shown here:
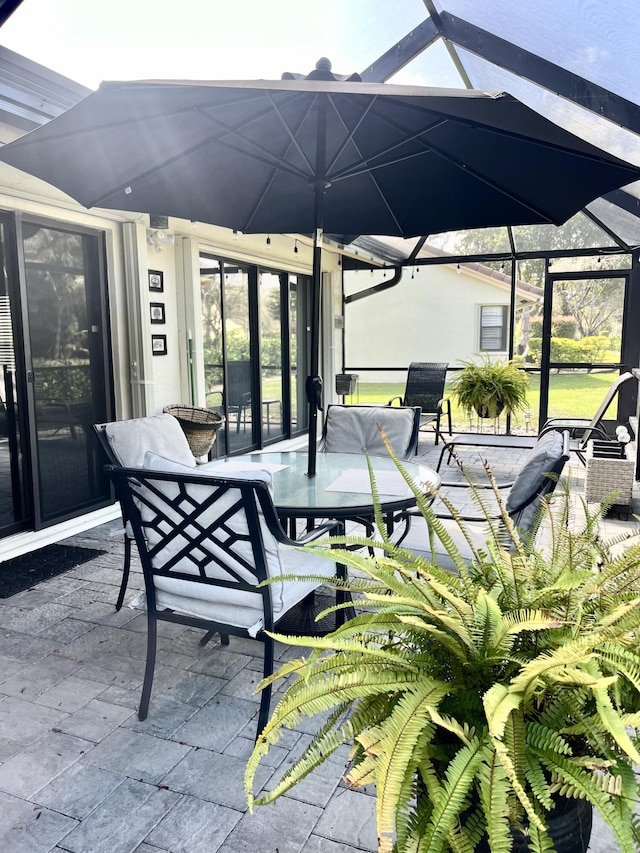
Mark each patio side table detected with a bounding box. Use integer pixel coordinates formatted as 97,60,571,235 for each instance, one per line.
585,439,635,506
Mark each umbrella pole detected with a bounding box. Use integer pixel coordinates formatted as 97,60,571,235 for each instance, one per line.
306,95,328,478
306,220,323,476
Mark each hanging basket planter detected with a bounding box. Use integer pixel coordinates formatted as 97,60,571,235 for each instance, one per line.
163,405,225,457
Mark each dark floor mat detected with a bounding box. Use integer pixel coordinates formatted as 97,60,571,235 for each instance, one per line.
0,543,106,598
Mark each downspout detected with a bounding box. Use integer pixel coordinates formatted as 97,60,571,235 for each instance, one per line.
344,266,403,304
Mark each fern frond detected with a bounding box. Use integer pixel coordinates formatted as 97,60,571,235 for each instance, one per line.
538,751,639,853
374,686,443,852
416,738,484,853
477,743,512,853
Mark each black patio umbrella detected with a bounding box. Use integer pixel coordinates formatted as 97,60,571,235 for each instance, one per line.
1,58,638,474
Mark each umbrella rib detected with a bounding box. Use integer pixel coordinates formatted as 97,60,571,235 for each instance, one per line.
328,119,449,181
330,100,637,223
263,90,318,177
323,94,378,177
87,110,316,209
240,93,323,232
326,94,405,234
329,109,560,223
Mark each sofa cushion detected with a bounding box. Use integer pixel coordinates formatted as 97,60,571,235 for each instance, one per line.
506,430,564,530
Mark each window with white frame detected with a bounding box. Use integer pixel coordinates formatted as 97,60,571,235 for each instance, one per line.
479,305,508,351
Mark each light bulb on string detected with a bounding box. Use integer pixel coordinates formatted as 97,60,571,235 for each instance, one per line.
266,234,271,251
294,239,298,254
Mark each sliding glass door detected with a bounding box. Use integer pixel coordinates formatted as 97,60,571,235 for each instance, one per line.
0,214,113,537
200,253,309,454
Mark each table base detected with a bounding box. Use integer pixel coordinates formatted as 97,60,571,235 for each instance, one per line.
275,589,343,637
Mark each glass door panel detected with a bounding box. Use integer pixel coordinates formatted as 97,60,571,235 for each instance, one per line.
291,274,309,435
259,271,284,442
546,275,625,423
223,263,254,454
200,257,226,455
0,220,28,534
22,222,111,525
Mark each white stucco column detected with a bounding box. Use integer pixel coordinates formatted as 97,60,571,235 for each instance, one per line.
122,221,155,416
175,235,206,407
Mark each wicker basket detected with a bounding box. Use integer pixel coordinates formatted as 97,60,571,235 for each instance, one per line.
163,405,225,457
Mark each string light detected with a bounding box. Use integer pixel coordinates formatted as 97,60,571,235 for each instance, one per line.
294,239,298,254
456,264,461,274
266,234,271,250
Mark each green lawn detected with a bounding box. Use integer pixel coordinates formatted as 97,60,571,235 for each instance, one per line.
346,371,620,433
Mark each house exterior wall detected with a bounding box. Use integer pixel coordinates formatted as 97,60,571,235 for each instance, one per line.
343,263,512,382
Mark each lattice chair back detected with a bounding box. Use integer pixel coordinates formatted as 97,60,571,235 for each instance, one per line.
106,452,343,733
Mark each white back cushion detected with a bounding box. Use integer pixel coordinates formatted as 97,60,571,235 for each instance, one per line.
324,405,416,458
105,414,195,469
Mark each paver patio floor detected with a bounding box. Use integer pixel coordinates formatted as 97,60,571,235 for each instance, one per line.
0,435,637,852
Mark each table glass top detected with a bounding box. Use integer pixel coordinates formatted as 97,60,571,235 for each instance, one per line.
207,450,440,515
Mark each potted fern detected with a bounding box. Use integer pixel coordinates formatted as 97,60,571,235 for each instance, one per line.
245,458,640,853
451,356,529,419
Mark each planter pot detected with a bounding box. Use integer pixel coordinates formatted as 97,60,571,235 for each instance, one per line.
475,796,593,853
474,400,505,419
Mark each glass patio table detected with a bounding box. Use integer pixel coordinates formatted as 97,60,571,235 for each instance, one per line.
207,449,440,531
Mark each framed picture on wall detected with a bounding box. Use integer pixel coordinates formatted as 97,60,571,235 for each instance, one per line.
148,270,164,292
149,302,165,324
151,334,167,356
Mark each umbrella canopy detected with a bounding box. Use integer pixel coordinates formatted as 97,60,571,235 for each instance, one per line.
1,59,638,472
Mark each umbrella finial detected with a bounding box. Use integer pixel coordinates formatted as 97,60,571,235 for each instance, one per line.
282,57,361,82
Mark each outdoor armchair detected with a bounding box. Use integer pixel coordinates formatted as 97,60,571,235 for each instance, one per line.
93,414,197,610
388,362,452,446
106,453,348,736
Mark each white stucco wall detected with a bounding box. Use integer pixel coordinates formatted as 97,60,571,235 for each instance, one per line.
343,263,513,382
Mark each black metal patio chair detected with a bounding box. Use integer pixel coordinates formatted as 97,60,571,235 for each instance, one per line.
388,362,452,446
93,414,197,610
106,454,348,737
318,403,423,546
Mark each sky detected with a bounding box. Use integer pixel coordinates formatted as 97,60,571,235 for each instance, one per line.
0,0,461,90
